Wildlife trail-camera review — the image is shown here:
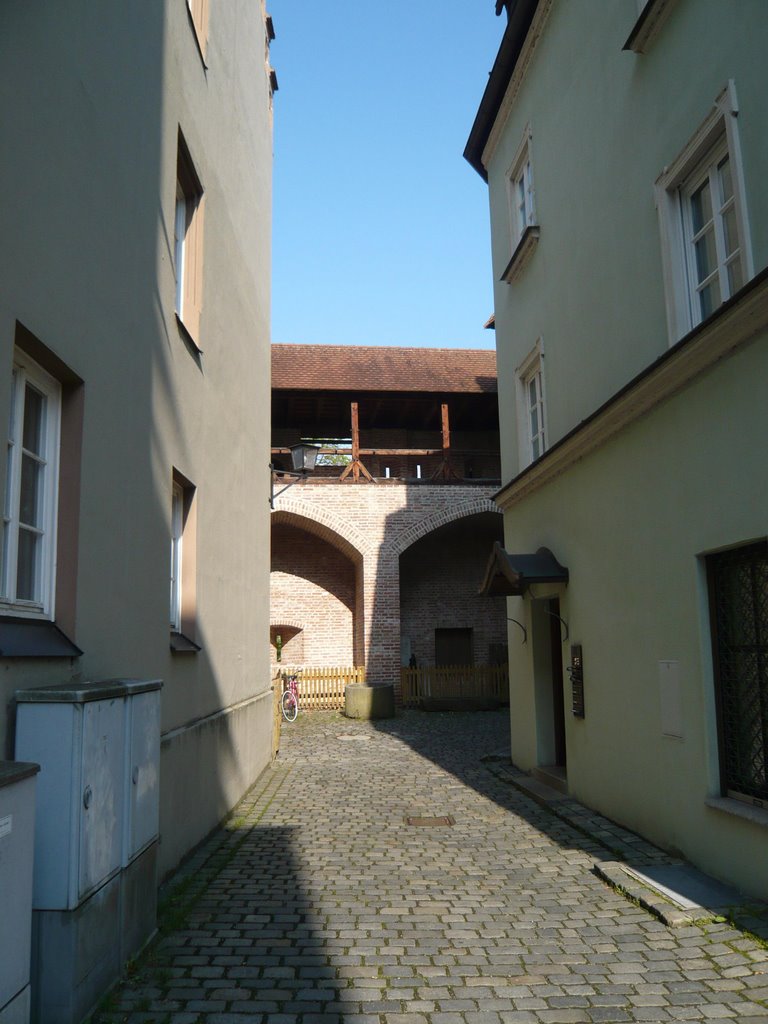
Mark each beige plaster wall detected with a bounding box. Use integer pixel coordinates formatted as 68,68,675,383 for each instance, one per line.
0,1,273,877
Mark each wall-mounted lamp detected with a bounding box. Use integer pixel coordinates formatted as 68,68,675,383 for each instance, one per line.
270,443,319,508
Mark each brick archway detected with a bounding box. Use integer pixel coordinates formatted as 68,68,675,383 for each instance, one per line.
271,497,368,561
271,502,365,667
389,497,501,558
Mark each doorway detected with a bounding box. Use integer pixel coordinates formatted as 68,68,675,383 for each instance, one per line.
531,596,567,788
435,627,473,666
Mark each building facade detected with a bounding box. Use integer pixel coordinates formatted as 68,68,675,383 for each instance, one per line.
0,1,275,880
467,0,768,896
271,345,507,695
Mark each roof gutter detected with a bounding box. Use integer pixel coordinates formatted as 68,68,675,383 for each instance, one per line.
464,0,540,181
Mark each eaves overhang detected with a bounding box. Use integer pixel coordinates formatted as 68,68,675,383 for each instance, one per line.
464,0,540,181
479,540,568,596
493,264,768,512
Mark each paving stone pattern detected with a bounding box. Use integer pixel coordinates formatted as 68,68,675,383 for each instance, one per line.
94,710,768,1023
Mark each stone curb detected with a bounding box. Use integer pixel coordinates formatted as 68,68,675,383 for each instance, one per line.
593,860,706,927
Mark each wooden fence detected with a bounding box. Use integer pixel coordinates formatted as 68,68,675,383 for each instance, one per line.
400,664,509,708
276,665,366,710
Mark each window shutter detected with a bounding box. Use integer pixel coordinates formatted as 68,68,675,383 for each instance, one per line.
199,0,210,50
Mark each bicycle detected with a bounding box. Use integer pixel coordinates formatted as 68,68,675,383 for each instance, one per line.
281,672,299,722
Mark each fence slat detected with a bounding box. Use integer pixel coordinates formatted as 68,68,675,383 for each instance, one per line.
399,664,509,707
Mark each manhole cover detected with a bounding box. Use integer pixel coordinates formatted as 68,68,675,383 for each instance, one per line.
405,815,455,827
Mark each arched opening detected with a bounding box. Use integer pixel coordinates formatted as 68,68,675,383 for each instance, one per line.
269,623,304,665
270,516,363,667
399,511,506,669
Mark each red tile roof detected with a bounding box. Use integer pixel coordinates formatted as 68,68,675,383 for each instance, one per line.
272,344,497,394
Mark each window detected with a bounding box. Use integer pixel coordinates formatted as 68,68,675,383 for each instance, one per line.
1,351,61,617
175,132,205,344
655,82,753,343
170,470,198,651
516,342,547,467
186,0,209,61
681,144,743,323
170,481,184,631
707,541,768,805
510,148,535,243
502,126,540,283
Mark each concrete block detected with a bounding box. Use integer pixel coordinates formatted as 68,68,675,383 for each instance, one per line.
344,684,395,720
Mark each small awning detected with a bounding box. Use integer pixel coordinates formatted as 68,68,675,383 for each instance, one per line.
479,541,569,597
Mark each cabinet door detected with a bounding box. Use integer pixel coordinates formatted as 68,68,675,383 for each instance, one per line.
78,698,124,901
125,691,160,862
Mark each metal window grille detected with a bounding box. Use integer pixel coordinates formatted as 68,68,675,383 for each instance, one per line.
708,541,768,802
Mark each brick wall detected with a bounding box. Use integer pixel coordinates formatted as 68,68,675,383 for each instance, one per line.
270,523,356,665
270,481,504,692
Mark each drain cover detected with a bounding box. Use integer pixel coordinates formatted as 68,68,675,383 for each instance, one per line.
405,815,455,827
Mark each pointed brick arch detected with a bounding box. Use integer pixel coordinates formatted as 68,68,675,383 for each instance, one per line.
390,497,501,558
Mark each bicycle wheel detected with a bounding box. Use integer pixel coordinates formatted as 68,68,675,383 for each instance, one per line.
281,689,298,722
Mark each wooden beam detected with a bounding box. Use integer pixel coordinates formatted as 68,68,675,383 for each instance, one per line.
430,402,461,480
339,401,374,483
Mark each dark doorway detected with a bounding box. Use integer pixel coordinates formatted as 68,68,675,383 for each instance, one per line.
435,627,473,666
548,598,566,768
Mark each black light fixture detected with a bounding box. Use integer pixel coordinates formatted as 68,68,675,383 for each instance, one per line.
289,442,319,474
270,443,320,507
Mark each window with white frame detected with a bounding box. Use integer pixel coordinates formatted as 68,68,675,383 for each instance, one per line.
655,82,753,343
170,480,184,631
508,129,536,246
516,343,547,467
1,352,61,616
175,131,205,343
681,143,743,323
170,469,197,648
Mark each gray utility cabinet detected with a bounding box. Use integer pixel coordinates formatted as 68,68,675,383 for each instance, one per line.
0,761,39,1024
15,679,162,1024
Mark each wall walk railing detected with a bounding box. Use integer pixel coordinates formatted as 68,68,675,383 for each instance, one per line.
400,664,509,708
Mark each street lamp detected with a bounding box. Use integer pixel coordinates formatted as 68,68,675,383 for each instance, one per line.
270,442,319,507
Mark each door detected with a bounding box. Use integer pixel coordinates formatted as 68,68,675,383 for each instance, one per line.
435,627,473,666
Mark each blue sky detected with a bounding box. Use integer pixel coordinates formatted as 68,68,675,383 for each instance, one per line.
269,2,505,350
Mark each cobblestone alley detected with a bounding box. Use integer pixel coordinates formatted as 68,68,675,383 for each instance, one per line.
95,710,768,1023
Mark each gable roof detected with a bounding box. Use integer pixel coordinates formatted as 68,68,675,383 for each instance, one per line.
272,344,497,394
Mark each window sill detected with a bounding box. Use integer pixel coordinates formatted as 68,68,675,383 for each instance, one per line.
623,0,679,53
501,225,540,284
0,615,82,658
705,795,768,830
170,630,201,654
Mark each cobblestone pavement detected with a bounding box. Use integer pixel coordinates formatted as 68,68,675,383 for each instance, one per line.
95,709,768,1023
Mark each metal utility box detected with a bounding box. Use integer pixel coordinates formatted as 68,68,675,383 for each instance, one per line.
15,679,162,1024
0,761,39,1024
